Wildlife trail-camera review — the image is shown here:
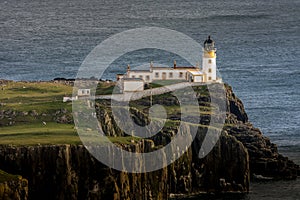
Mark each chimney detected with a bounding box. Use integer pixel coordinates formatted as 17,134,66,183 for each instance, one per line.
150,61,153,72
196,62,200,69
127,64,130,72
173,60,177,69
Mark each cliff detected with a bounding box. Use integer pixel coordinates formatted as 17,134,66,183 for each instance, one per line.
0,83,298,200
0,135,248,199
225,85,299,180
0,169,28,200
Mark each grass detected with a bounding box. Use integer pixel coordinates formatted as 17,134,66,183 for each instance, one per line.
0,80,222,146
1,81,72,99
0,81,72,114
95,82,120,95
127,101,213,117
0,81,76,145
0,123,80,145
148,80,187,88
0,122,143,146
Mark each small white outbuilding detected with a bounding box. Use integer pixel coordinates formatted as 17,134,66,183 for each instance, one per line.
187,70,204,82
78,89,91,96
122,78,144,92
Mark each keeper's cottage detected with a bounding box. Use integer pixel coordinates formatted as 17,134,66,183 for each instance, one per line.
117,36,221,92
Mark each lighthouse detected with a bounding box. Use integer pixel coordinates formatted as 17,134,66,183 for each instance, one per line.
202,36,217,82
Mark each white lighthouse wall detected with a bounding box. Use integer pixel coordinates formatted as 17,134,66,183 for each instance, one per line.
202,57,217,81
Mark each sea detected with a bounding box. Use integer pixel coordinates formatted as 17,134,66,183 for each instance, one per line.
0,0,299,199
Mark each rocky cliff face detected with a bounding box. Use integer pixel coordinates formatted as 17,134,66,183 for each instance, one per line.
225,84,299,180
0,170,28,200
0,135,248,200
0,83,298,199
0,145,169,200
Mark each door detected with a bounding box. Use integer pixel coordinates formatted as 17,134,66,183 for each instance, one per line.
162,72,166,80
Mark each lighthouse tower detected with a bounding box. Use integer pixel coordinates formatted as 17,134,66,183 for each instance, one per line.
202,36,217,82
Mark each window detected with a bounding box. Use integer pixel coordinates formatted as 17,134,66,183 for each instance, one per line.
208,77,212,80
132,75,135,78
146,75,150,81
208,68,212,73
155,72,159,78
139,75,143,79
169,72,173,78
179,72,183,78
208,59,212,64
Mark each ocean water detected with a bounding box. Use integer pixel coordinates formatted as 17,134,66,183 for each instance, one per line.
0,0,299,199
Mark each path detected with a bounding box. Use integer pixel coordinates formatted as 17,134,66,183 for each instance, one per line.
90,82,206,101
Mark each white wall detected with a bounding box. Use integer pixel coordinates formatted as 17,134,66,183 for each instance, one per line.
152,69,187,81
128,69,188,82
128,71,152,82
193,75,203,82
202,57,217,81
78,89,91,96
123,80,144,92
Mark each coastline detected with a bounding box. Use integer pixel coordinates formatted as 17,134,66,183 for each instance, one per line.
0,80,298,198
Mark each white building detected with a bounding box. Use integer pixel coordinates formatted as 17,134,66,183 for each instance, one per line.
63,96,78,102
121,78,144,92
78,89,91,96
117,36,221,92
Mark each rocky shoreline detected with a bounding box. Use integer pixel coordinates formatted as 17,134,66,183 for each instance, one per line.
224,85,299,180
0,81,298,199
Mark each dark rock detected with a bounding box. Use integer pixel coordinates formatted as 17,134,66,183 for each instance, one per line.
0,172,28,200
224,85,299,180
0,145,169,200
225,84,248,123
29,110,38,117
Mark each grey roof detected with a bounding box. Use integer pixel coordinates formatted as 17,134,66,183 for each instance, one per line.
129,70,151,72
123,78,144,81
